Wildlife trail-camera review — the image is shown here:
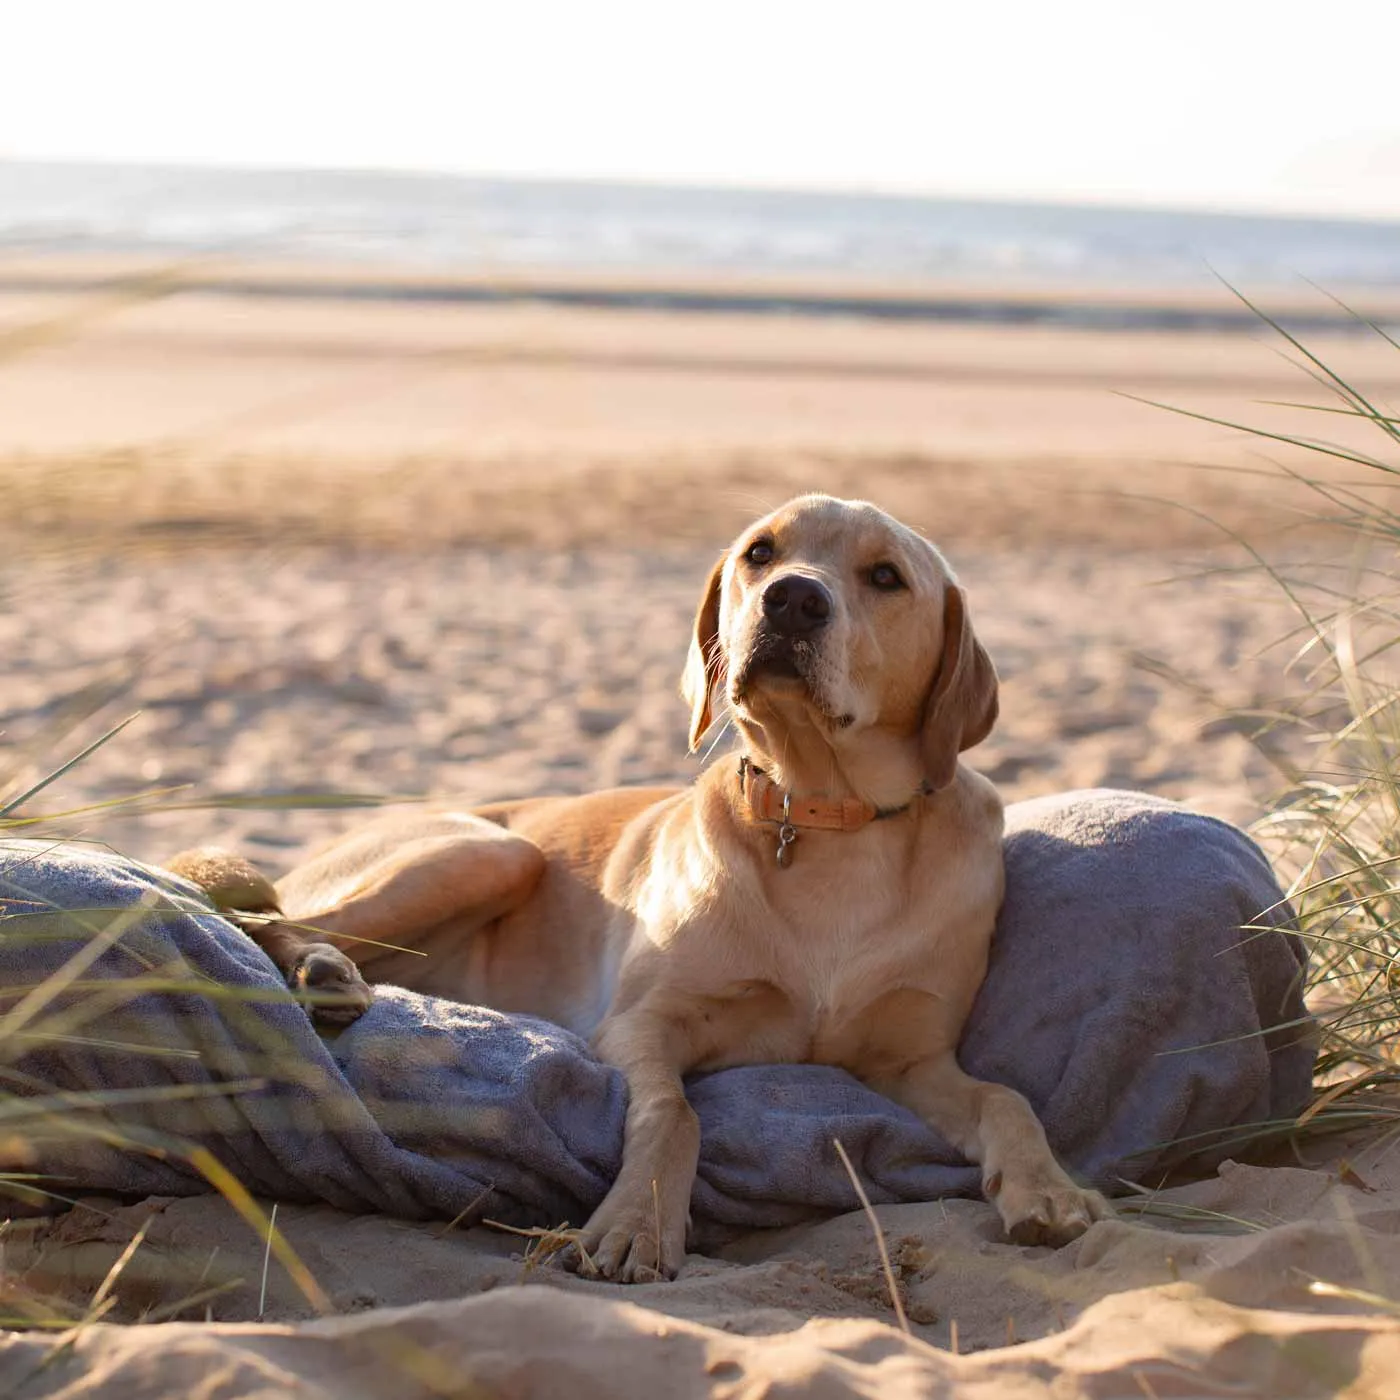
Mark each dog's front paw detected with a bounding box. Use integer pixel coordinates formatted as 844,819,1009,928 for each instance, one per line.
989,1165,1113,1248
289,943,374,1026
566,1193,686,1284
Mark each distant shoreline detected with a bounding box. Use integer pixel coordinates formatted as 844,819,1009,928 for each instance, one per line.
6,160,1400,311
3,255,1398,335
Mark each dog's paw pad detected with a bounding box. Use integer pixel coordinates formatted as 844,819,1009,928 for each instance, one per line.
290,945,373,1025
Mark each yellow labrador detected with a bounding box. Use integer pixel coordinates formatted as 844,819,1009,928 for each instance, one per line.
172,493,1108,1281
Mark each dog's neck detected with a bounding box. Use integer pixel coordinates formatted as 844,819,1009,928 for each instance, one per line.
732,708,928,813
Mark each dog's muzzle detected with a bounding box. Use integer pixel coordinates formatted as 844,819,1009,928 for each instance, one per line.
735,575,831,687
761,576,832,636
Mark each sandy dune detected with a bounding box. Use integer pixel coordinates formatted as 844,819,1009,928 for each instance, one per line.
5,1132,1400,1396
3,261,1397,1395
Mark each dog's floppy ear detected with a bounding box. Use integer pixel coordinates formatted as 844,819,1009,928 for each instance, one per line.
681,554,727,752
919,584,999,790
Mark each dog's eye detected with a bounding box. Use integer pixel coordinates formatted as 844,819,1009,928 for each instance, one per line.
869,563,905,591
744,539,775,567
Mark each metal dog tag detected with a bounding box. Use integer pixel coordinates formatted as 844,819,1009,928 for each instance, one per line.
776,793,797,867
776,823,797,867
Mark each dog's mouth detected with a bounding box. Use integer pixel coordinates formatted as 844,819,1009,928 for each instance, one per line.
748,651,804,682
733,636,819,703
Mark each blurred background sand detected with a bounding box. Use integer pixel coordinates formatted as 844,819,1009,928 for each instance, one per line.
4,255,1400,862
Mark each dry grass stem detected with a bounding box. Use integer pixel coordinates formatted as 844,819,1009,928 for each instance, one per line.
832,1136,909,1334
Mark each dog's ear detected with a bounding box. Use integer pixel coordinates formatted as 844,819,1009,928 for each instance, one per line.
681,555,727,752
919,584,999,790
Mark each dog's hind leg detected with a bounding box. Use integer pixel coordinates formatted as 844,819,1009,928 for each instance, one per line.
272,816,548,992
165,847,374,1026
173,815,549,1016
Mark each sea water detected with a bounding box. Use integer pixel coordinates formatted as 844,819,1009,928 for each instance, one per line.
3,160,1398,332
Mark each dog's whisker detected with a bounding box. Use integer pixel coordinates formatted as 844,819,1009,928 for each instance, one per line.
700,714,735,765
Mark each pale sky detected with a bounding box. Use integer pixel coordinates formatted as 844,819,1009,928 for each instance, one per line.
4,0,1400,219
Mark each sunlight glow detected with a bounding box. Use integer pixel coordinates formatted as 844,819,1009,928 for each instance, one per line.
4,0,1399,218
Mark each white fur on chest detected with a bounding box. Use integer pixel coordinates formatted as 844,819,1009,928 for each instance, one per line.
764,850,932,1017
732,822,962,1040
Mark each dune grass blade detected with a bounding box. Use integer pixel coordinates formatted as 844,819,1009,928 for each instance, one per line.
0,716,142,820
1258,403,1400,427
1308,1279,1400,1315
1122,394,1399,475
0,672,144,800
0,789,196,830
187,1155,330,1314
1124,297,1400,1169
0,890,160,1042
140,1280,244,1324
0,262,201,367
1158,299,1400,1120
833,1136,910,1334
0,272,417,1329
88,1218,153,1314
156,791,427,812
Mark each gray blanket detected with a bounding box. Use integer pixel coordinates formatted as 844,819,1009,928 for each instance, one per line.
0,790,1314,1234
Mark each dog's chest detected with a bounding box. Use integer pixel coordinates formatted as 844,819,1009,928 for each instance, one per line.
713,875,940,1067
789,915,914,1035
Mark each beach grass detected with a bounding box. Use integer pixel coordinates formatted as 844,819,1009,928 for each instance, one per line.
1146,295,1400,1143
0,688,336,1326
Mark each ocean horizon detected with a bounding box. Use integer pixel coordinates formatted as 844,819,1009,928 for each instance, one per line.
5,158,1400,283
4,159,1399,334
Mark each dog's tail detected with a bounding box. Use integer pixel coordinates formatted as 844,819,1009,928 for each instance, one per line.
165,847,282,916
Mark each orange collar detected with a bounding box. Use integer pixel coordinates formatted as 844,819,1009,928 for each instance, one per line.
740,758,879,832
737,757,927,867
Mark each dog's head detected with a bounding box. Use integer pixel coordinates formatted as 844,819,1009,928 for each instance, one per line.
682,494,998,797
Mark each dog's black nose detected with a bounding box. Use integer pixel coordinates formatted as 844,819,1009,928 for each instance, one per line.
762,576,832,634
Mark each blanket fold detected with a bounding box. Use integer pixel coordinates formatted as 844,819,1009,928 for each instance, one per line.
0,789,1314,1232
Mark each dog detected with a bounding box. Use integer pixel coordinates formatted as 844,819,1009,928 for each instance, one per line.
170,493,1109,1281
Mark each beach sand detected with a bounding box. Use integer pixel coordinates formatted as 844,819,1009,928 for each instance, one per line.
3,260,1398,1396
